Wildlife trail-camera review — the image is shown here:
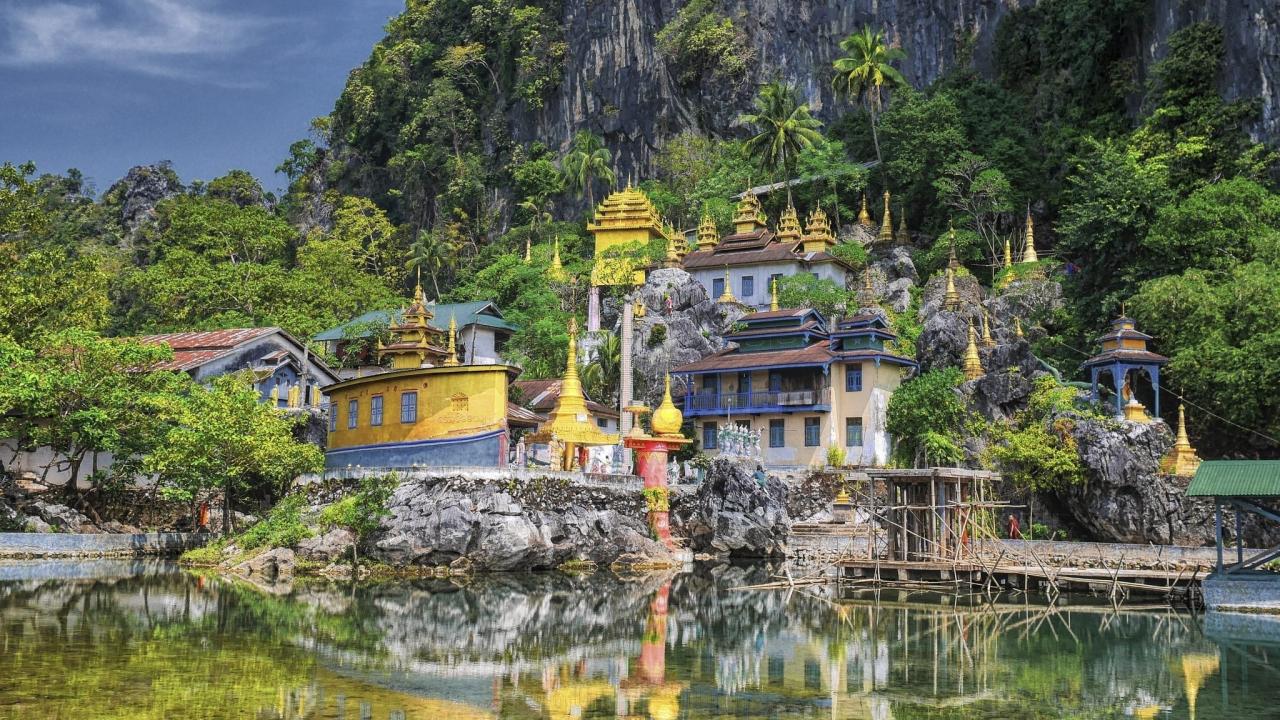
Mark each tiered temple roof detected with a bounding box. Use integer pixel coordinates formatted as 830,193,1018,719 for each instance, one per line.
587,183,666,235
378,281,449,369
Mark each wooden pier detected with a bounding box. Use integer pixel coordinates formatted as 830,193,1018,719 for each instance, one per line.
837,557,1204,596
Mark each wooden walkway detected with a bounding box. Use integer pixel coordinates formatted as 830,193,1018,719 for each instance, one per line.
837,558,1204,596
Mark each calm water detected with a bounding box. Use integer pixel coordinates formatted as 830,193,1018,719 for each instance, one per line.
0,561,1278,719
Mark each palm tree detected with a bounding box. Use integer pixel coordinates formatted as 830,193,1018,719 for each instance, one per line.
832,27,907,165
738,81,824,204
562,131,616,210
581,330,622,405
407,227,453,298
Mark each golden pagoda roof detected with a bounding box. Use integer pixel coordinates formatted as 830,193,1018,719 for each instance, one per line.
857,193,874,227
540,319,619,447
878,190,895,243
696,214,719,250
380,279,449,368
776,204,802,242
732,189,767,233
802,205,834,249
586,183,665,234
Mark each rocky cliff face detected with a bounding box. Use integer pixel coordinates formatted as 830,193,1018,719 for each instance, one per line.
512,0,1277,180
671,457,790,557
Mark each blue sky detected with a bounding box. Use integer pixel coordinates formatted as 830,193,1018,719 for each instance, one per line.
0,0,402,195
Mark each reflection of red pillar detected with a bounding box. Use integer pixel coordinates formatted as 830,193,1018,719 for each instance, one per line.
629,439,672,546
638,582,671,684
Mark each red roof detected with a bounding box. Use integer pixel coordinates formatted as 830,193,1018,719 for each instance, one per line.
674,342,834,373
137,328,279,372
511,379,619,418
506,402,548,426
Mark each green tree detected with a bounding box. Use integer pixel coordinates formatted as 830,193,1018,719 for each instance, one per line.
776,274,850,319
654,0,753,86
739,81,823,204
146,373,323,532
580,330,622,406
886,368,972,467
832,27,907,165
560,132,614,211
319,473,398,569
986,376,1089,491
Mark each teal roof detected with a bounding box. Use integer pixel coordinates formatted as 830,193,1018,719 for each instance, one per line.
1186,461,1280,498
313,301,518,342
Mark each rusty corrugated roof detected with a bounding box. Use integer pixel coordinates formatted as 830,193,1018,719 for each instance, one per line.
674,343,834,373
137,328,280,371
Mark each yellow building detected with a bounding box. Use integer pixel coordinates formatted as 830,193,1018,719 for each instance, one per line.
673,307,915,468
323,284,519,469
586,183,674,286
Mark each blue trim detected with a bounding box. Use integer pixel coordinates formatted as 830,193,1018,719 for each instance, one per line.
685,404,830,418
327,428,505,456
677,361,832,376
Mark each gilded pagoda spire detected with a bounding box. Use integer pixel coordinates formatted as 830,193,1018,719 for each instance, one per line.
717,266,737,303
947,222,960,271
943,266,960,311
981,310,996,348
878,190,894,244
524,236,532,264
962,318,984,380
732,188,767,234
857,265,878,308
549,239,567,282
776,204,802,243
696,213,719,250
802,205,835,252
769,276,779,311
1161,404,1203,476
895,205,909,245
1021,206,1039,263
1014,316,1024,338
443,314,460,366
857,193,873,227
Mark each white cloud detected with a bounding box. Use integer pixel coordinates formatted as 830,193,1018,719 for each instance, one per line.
0,0,271,79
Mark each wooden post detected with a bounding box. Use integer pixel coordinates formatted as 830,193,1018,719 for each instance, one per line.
1235,506,1244,565
1215,501,1224,574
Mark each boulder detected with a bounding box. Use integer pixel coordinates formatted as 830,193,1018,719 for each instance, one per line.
27,500,94,533
673,457,789,557
295,527,356,562
232,547,296,581
872,245,919,284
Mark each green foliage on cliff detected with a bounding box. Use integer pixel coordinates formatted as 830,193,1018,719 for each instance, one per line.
655,0,753,86
886,368,976,467
986,376,1089,492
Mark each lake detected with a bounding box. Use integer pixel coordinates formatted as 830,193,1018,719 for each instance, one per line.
0,560,1277,719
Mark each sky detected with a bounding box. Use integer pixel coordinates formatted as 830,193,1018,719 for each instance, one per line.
0,0,403,196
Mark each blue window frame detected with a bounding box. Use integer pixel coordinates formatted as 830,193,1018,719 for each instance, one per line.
845,365,863,392
347,399,358,429
768,370,782,392
702,375,720,395
741,275,754,298
400,391,418,423
702,422,718,450
769,419,785,448
804,417,820,447
370,395,383,426
845,418,863,447
327,404,337,432
712,277,725,298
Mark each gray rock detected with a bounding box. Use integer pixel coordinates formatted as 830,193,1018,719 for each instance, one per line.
103,163,183,237
232,547,296,581
295,527,356,562
28,501,93,533
673,457,789,557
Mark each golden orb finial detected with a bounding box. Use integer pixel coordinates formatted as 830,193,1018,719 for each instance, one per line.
651,374,685,436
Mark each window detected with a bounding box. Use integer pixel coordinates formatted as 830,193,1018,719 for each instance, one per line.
327,404,337,432
712,277,725,298
702,375,720,394
703,422,718,449
370,395,383,426
740,275,754,298
596,418,607,428
347,399,358,429
804,417,820,446
845,365,863,392
769,419,785,448
400,391,418,423
846,417,863,447
769,273,783,293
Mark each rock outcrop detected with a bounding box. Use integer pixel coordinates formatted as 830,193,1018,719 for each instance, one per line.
673,457,789,557
367,475,673,571
102,163,184,237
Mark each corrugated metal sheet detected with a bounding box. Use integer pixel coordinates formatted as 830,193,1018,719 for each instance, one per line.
1186,461,1280,497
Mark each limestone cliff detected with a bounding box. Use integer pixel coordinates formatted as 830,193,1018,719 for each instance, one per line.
512,0,1278,182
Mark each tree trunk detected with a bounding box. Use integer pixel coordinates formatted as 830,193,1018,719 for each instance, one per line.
870,90,883,166
222,483,233,536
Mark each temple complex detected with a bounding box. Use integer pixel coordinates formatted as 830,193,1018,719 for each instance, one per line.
1083,314,1167,420
322,282,519,469
585,183,676,330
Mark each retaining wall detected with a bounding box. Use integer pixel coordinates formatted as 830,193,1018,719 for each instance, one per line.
0,532,208,559
976,539,1260,568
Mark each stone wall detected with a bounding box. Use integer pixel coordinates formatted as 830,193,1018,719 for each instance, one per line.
0,532,208,559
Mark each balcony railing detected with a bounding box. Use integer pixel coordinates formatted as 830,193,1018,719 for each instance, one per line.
683,388,831,413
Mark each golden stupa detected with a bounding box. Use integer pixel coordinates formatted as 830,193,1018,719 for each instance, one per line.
769,276,780,311
857,193,873,227
531,318,619,469
1161,405,1203,476
776,204,803,243
878,190,894,244
962,318,984,380
802,205,835,252
651,374,685,437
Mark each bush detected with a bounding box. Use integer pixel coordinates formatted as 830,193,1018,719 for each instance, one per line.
825,446,846,467
318,473,397,566
239,494,313,551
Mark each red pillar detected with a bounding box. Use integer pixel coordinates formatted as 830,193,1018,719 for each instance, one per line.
629,439,673,547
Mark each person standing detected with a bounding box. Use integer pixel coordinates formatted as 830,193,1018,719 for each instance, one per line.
1007,514,1022,540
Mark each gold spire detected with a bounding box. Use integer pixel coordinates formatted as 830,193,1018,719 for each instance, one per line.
524,236,532,264
717,266,736,303
962,318,984,380
943,266,960,311
651,374,685,437
732,189,767,234
1161,404,1203,476
1014,316,1024,338
981,310,996,348
1021,207,1039,263
443,314,459,366
878,190,894,244
947,222,960,271
1003,233,1013,269
858,265,877,308
696,213,719,250
664,230,683,267
802,205,835,252
539,316,619,465
776,204,802,243
857,193,873,227
769,276,779,311
548,239,567,282
895,205,909,245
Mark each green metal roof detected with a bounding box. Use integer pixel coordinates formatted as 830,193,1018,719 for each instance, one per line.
312,301,518,342
1186,460,1280,498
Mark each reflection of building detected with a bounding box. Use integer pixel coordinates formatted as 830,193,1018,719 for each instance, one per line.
314,300,517,378
139,327,339,407
681,191,855,310
674,304,915,467
322,284,518,469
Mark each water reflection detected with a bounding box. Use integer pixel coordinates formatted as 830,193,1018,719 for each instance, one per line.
0,563,1277,719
